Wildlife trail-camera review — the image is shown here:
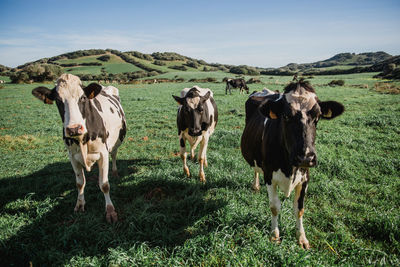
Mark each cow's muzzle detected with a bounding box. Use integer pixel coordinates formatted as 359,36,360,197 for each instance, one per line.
296,153,317,168
66,124,84,137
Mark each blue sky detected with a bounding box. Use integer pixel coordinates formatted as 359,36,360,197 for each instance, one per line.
1,0,399,68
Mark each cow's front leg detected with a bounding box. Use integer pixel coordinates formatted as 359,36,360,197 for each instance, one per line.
70,158,86,212
180,136,190,177
267,183,281,243
98,152,117,223
294,181,310,249
252,170,260,192
198,136,209,183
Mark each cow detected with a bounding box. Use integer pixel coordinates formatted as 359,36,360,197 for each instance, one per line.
240,80,344,249
225,78,249,95
31,74,126,223
172,86,218,183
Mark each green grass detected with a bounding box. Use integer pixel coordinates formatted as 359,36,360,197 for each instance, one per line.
0,76,11,83
59,54,143,75
0,73,399,266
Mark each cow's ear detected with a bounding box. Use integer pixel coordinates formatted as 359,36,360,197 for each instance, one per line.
172,95,185,105
83,83,102,99
32,87,56,104
201,91,211,102
319,101,344,120
259,98,283,119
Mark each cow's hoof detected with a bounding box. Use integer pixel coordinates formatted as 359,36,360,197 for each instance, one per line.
199,172,206,183
184,166,190,177
112,170,119,178
270,231,281,244
252,184,260,192
106,205,118,223
298,234,310,249
74,200,85,212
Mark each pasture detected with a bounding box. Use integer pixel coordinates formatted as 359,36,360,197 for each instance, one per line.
0,74,399,266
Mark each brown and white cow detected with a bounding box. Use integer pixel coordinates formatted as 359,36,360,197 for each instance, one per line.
32,74,126,223
241,80,344,248
172,86,218,183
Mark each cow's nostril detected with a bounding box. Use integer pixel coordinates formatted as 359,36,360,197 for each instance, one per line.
66,124,84,136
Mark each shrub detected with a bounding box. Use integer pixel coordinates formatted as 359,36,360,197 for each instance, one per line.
152,52,186,61
169,65,187,71
188,77,217,83
97,55,111,62
229,65,260,76
10,64,63,83
328,80,345,86
154,60,166,66
247,77,262,84
186,61,199,68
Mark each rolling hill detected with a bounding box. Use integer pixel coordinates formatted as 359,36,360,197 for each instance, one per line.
0,49,398,83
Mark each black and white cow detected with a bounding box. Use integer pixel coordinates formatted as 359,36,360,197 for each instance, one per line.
172,86,218,183
226,78,249,95
32,74,126,223
241,80,344,249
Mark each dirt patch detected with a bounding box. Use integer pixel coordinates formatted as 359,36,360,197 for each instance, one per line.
373,82,400,94
0,135,41,150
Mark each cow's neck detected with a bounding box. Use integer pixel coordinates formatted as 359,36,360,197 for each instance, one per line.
263,122,294,179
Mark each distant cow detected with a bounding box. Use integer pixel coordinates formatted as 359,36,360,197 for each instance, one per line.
32,74,126,223
0,80,5,84
225,78,249,94
172,86,218,182
241,80,344,249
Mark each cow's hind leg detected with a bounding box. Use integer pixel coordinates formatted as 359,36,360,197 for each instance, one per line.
111,148,119,178
180,136,190,177
294,181,310,249
98,152,117,223
71,159,86,212
267,183,281,243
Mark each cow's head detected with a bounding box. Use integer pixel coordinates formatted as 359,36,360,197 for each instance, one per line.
173,88,211,136
32,74,102,140
259,81,344,168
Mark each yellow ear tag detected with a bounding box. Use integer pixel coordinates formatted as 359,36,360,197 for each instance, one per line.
324,109,332,118
89,91,95,99
269,111,278,119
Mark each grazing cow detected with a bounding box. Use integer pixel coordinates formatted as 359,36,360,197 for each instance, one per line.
32,74,126,223
172,86,218,182
226,78,249,94
241,80,344,249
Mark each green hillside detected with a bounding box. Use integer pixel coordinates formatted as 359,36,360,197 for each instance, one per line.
1,49,399,83
276,52,393,75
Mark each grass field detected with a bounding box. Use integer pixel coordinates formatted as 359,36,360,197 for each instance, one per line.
59,54,144,75
0,73,399,266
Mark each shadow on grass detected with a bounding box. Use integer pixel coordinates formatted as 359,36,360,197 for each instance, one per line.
0,159,227,266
